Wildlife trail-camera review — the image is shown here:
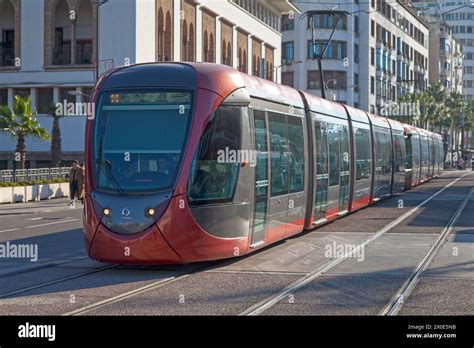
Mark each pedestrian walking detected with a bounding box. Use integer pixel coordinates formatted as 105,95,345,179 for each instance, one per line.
458,156,464,170
67,160,84,207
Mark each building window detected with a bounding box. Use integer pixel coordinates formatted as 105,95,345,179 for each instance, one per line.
354,73,359,92
354,43,359,63
354,16,359,35
370,77,375,95
203,30,215,63
282,41,294,61
157,6,173,61
371,20,375,37
49,0,93,66
371,47,375,66
309,13,347,30
36,88,54,114
282,14,294,31
1,29,15,67
307,40,346,60
282,71,294,87
0,89,7,106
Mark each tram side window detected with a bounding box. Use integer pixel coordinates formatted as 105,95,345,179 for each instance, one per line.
187,106,242,204
375,130,391,175
405,135,412,169
287,117,305,193
354,127,371,180
328,123,340,187
412,134,420,167
269,112,290,197
439,141,442,166
314,120,328,213
393,133,404,171
315,121,328,175
421,136,429,167
432,139,438,166
340,125,350,173
431,138,436,166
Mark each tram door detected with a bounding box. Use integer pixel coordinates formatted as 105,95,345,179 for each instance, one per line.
250,110,269,246
313,120,329,223
338,125,350,212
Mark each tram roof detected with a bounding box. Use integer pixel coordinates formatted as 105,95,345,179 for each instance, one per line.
99,63,198,90
300,91,348,119
386,118,405,132
343,104,370,124
367,113,391,129
100,62,306,109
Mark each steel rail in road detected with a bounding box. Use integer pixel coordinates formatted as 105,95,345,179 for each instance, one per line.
239,172,473,316
63,260,224,316
381,186,474,316
0,263,118,299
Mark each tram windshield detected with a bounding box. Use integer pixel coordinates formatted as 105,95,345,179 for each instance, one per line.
94,90,193,193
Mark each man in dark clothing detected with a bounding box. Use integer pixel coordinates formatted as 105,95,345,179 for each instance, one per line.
68,160,84,206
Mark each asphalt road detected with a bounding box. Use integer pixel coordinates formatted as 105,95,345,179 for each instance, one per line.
0,170,472,316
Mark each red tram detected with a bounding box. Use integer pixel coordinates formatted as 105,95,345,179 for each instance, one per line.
82,63,443,264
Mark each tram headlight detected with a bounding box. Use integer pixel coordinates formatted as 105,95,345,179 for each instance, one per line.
103,208,111,217
146,208,155,217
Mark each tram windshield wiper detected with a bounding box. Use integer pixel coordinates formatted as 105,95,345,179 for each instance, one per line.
96,159,125,196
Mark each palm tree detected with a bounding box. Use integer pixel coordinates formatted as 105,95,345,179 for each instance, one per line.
426,84,446,132
0,95,50,169
47,104,63,167
445,91,464,152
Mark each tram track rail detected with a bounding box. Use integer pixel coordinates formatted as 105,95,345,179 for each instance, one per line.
63,260,224,316
0,263,118,300
239,172,473,316
62,172,473,316
0,255,89,278
381,186,474,316
1,173,470,316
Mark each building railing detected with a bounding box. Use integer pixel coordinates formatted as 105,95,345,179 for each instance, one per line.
53,42,93,66
0,167,70,183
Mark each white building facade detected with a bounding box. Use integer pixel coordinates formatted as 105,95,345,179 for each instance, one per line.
426,18,463,94
282,0,430,114
0,0,298,169
412,0,474,101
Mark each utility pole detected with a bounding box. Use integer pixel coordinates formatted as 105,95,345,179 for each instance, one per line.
91,0,108,83
460,108,465,161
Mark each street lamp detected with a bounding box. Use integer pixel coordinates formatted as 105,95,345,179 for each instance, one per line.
90,0,109,82
326,79,337,101
68,90,91,100
273,60,302,83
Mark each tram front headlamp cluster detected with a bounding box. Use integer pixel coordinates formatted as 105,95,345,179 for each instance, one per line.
146,208,155,217
103,208,111,217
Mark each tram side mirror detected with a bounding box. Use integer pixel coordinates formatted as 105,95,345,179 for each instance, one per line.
221,87,251,106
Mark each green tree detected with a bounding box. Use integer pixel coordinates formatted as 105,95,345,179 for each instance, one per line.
445,91,464,151
47,104,63,167
426,84,446,132
0,95,50,169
